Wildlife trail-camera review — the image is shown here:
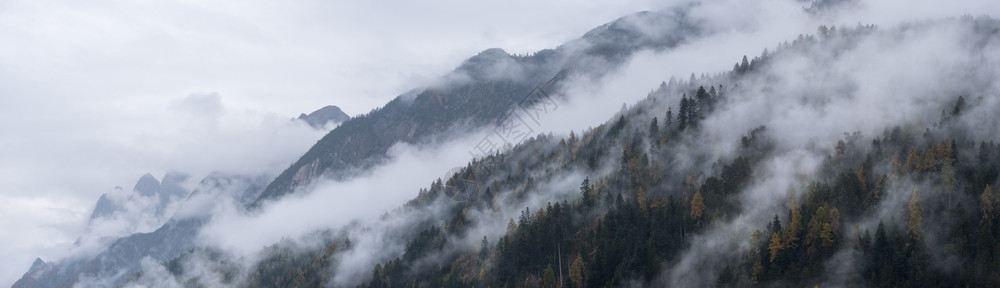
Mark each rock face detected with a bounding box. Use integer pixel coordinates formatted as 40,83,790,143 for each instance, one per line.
14,173,269,288
297,105,350,129
132,173,160,198
87,172,191,224
252,8,702,207
87,193,121,221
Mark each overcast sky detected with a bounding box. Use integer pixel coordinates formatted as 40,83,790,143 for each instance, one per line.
0,0,667,284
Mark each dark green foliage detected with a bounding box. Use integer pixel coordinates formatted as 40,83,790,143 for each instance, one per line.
246,240,339,288
678,94,690,131
141,21,1000,288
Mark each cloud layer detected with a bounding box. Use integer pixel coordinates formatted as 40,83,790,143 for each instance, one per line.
5,0,1000,286
0,1,672,285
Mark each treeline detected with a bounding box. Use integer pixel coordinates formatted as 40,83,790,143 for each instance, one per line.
126,21,1000,288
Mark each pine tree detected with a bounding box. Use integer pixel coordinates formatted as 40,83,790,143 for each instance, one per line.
480,236,490,259
689,89,702,127
678,95,689,131
695,85,709,116
665,107,673,130
649,117,660,137
506,218,517,236
873,221,890,286
953,95,966,115
835,140,847,158
580,177,594,207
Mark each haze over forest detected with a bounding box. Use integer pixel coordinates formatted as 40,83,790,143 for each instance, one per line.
2,0,1000,287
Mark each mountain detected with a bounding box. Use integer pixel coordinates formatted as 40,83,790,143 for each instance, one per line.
297,105,350,129
20,6,1000,288
87,172,191,225
13,173,270,288
116,17,1000,288
87,194,121,221
14,8,707,287
251,7,702,207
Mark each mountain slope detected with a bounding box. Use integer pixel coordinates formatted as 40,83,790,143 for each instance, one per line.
121,17,1000,288
12,8,705,288
251,7,702,207
12,173,270,288
297,105,350,129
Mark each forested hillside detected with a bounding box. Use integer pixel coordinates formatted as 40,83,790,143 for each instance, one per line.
121,17,1000,288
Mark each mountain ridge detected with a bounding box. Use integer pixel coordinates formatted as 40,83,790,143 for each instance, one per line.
250,7,702,207
297,105,350,129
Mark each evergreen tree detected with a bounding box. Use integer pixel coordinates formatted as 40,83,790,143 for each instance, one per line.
480,236,490,259
665,107,673,130
679,95,689,131
695,85,709,115
689,89,703,127
580,177,594,207
953,95,966,115
649,117,660,137
873,221,890,286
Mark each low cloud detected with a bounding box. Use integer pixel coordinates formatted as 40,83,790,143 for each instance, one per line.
0,92,323,286
196,130,490,256
0,1,675,284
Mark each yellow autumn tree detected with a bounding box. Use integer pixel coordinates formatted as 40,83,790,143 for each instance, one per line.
541,264,556,287
691,191,706,227
905,146,921,174
769,232,783,263
907,189,924,243
783,207,802,248
889,152,903,176
856,166,867,191
942,160,957,208
637,187,649,216
981,185,994,229
569,252,586,288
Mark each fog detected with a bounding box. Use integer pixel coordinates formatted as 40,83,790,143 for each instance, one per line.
6,0,1000,287
0,0,670,285
644,5,1000,286
196,131,489,256
127,0,1000,286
